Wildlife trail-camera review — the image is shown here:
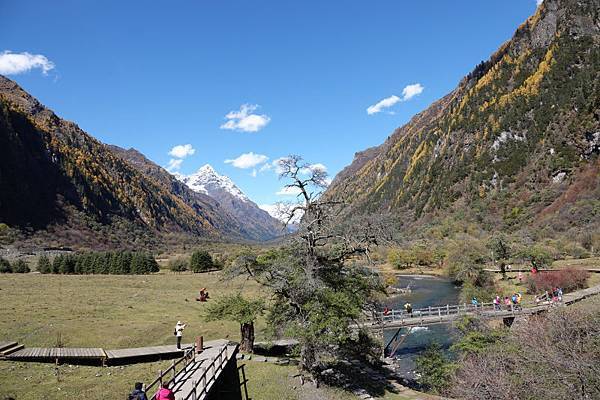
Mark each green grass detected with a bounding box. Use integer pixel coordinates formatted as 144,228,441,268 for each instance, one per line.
0,271,439,399
0,359,172,400
0,271,268,348
0,271,267,399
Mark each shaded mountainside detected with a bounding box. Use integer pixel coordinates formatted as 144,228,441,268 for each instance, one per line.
0,75,238,248
175,165,285,241
326,0,600,236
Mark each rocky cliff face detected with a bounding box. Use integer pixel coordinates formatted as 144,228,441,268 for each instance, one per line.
325,0,600,235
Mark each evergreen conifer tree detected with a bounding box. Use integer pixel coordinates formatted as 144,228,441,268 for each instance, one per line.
190,250,214,273
37,255,52,274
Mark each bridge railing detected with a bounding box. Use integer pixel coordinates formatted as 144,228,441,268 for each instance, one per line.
368,302,529,326
184,345,229,400
145,347,195,396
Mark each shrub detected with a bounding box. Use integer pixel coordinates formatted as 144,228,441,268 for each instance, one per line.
525,268,590,294
520,245,553,269
388,248,415,269
189,250,214,273
0,257,12,273
37,255,52,274
565,244,590,259
415,342,455,394
12,259,30,273
169,257,188,272
446,239,488,283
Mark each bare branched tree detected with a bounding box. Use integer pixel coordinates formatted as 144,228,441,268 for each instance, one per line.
227,155,389,381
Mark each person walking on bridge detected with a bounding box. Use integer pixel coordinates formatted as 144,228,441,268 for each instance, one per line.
155,381,175,400
404,302,413,317
128,382,148,400
174,321,186,350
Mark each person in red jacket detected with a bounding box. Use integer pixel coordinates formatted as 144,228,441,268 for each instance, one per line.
155,381,175,400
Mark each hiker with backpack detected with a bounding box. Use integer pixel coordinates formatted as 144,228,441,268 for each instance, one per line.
128,382,148,400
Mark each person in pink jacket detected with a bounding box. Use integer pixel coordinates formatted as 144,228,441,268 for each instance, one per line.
155,381,175,400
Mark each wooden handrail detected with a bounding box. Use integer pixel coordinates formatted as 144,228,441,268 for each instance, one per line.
182,345,229,400
369,301,535,325
145,347,195,395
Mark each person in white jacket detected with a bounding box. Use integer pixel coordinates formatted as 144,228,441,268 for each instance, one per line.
175,321,186,349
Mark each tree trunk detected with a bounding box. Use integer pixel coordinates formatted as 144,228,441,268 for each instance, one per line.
240,322,255,353
500,262,506,280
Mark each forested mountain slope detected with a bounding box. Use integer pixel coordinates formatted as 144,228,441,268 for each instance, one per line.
0,75,232,248
325,0,600,238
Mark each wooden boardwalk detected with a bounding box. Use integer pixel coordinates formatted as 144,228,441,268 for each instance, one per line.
7,347,105,361
105,344,191,361
484,268,600,273
4,342,193,365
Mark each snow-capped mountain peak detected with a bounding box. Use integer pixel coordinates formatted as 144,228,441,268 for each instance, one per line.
176,164,249,202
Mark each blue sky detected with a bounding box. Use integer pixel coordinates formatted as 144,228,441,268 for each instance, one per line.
0,0,540,207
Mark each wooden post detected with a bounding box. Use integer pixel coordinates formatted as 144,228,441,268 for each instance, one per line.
446,304,449,315
191,381,197,400
200,367,206,391
196,336,204,354
172,360,176,383
158,369,162,387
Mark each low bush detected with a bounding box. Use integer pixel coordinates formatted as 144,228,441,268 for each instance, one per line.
525,268,590,294
169,257,188,272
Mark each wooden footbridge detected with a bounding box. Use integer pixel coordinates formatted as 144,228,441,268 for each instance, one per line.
0,339,242,399
142,340,241,400
360,283,600,331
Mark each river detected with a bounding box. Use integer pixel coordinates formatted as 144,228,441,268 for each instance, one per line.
381,275,461,379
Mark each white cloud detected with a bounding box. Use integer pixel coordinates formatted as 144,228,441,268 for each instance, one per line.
536,0,543,5
251,169,257,178
259,163,272,172
168,144,195,158
367,83,424,115
401,83,424,101
166,158,183,171
276,186,302,196
225,152,269,169
367,95,401,115
0,51,55,75
220,104,271,132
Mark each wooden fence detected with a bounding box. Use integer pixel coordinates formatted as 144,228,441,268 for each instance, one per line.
145,347,195,396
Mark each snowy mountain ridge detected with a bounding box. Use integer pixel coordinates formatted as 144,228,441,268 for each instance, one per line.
176,164,249,202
